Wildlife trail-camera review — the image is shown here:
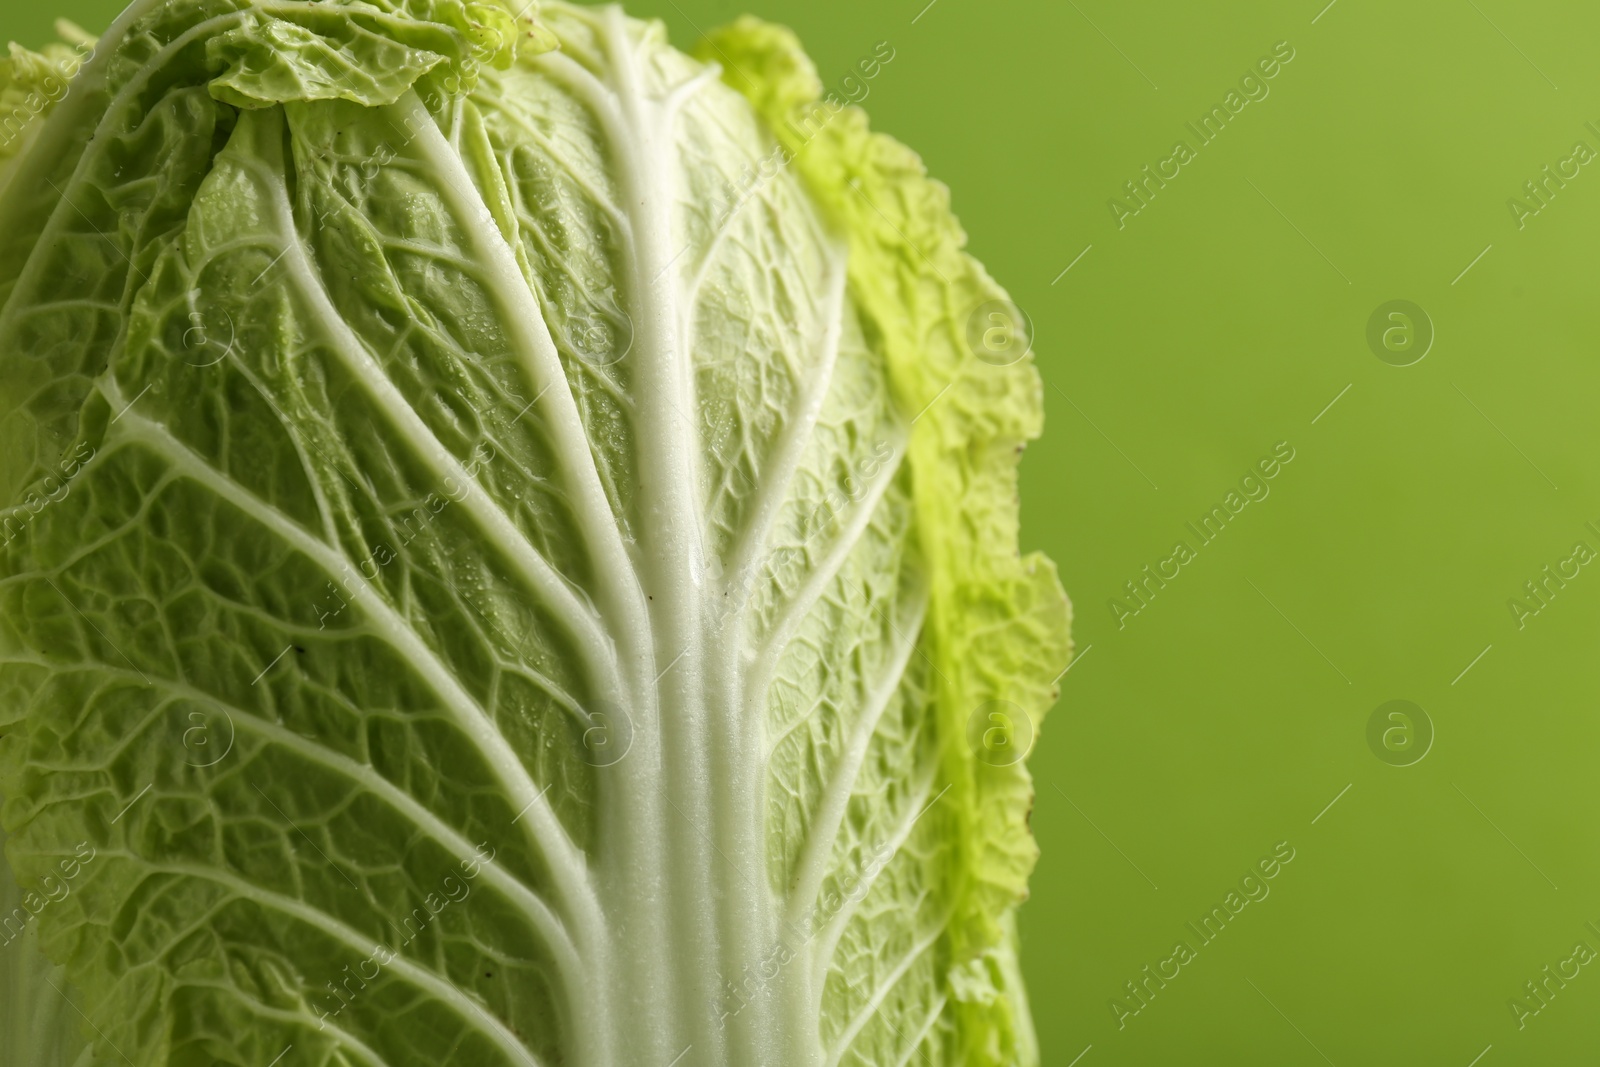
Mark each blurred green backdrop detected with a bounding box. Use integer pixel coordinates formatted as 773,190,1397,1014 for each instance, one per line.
12,1,1600,1063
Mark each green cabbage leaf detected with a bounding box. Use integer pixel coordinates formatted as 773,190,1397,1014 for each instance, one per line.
0,2,1069,1064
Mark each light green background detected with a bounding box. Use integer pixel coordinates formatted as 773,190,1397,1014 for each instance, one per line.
12,1,1600,1063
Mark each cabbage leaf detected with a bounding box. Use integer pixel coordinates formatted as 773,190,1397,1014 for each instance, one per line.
0,2,1070,1064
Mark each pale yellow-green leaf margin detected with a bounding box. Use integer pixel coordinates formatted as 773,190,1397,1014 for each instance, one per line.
205,0,554,110
698,18,1073,1066
0,20,96,164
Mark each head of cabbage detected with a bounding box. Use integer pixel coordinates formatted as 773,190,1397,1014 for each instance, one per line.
0,2,1070,1065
